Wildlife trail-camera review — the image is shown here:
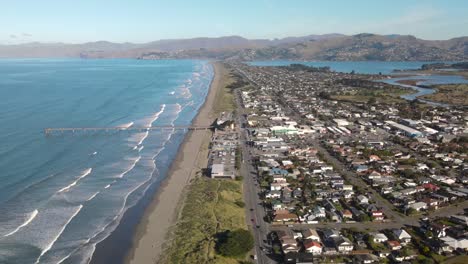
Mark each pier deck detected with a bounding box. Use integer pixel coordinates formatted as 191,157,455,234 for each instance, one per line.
44,125,214,135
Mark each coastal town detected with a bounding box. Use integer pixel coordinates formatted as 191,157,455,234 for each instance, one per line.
3,2,468,264
169,61,468,264
232,62,468,264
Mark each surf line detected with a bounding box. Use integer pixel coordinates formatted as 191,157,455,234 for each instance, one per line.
58,168,93,193
34,205,83,264
4,209,39,237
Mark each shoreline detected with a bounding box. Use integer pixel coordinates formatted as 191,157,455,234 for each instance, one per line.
123,61,222,264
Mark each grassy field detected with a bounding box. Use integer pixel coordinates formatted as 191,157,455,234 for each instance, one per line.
443,255,468,264
160,178,247,264
213,62,236,115
420,84,468,106
331,86,409,104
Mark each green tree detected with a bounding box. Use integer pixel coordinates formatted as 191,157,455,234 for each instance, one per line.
358,214,371,222
217,229,254,257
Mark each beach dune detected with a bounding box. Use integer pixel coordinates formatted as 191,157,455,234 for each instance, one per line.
125,62,222,264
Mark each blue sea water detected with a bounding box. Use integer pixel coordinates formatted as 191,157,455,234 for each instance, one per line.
249,60,456,74
0,59,213,263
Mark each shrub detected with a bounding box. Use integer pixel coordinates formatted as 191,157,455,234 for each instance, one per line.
216,229,254,257
235,200,245,208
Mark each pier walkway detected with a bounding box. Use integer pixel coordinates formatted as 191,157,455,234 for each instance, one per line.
44,125,214,135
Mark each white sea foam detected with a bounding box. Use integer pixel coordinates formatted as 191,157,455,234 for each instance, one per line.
147,104,166,128
86,192,100,202
4,209,39,237
179,85,192,99
51,100,195,263
136,104,166,146
57,168,93,193
138,146,144,152
117,156,141,178
120,121,134,129
34,205,83,264
91,151,98,155
137,131,149,146
60,130,176,264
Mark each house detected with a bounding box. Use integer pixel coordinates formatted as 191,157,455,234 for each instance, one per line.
274,213,297,222
302,228,321,242
333,237,354,253
386,240,402,250
356,195,369,204
265,190,281,199
270,167,289,176
273,174,287,183
393,229,412,245
304,240,322,254
440,236,468,251
341,210,353,219
450,215,468,226
368,171,382,180
372,233,388,243
312,206,326,219
369,155,381,162
354,254,380,263
281,237,300,253
427,223,448,238
407,201,427,211
323,229,340,240
371,210,384,221
271,200,285,210
328,211,341,222
293,231,303,240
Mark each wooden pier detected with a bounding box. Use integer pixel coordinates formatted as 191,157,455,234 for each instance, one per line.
44,125,214,136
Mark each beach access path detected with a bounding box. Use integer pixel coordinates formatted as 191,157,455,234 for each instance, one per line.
125,61,223,264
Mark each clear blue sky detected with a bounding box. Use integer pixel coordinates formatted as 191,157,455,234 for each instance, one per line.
1,0,467,44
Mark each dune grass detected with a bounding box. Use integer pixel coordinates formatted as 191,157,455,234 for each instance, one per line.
160,178,247,264
212,62,236,115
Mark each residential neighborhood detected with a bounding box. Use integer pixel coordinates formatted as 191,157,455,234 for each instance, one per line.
228,62,467,263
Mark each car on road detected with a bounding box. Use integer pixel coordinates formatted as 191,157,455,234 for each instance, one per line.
250,208,254,211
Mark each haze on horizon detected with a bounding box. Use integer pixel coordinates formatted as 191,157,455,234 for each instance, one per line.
1,0,468,45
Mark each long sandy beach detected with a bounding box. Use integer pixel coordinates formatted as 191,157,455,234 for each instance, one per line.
125,61,223,264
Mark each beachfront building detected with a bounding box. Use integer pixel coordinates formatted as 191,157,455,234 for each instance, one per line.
208,123,239,180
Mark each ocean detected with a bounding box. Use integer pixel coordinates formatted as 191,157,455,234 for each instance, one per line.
0,59,213,263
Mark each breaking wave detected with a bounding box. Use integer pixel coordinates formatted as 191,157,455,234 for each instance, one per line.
3,209,39,237
57,168,93,193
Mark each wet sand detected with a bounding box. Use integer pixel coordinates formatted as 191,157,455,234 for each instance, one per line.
124,61,222,264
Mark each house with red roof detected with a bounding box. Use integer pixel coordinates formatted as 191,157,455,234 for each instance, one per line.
304,240,322,254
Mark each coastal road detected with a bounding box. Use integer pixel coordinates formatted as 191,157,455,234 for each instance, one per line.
235,91,276,264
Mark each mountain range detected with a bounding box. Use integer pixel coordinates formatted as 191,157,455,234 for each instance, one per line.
0,33,466,61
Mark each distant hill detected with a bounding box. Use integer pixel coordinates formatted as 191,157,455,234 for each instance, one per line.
0,34,466,61
236,34,468,61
